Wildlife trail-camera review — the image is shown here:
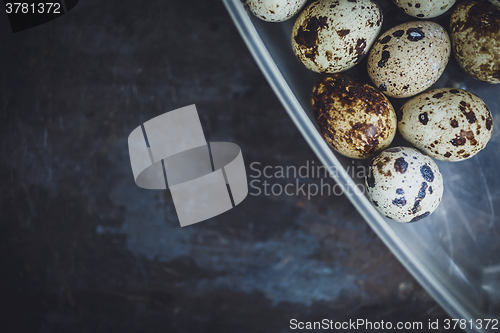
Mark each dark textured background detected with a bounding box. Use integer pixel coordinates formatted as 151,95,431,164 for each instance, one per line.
0,0,462,332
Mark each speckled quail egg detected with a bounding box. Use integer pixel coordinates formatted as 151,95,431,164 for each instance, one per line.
450,1,500,84
313,75,397,159
391,0,456,18
398,88,493,161
366,147,444,223
247,0,308,22
367,21,450,98
291,0,383,73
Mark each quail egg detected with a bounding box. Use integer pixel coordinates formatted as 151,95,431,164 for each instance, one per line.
292,0,383,73
367,21,451,98
366,147,444,223
313,75,397,159
391,0,456,18
398,88,494,161
450,1,500,83
247,0,308,22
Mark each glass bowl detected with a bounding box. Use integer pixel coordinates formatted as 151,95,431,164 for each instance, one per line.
223,0,500,331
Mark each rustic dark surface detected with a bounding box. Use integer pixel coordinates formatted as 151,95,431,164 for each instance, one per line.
0,0,461,332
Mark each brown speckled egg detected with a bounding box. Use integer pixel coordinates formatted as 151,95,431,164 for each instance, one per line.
313,75,397,159
391,0,456,18
398,88,494,161
367,21,450,98
247,0,308,22
366,147,444,223
450,1,500,84
291,0,383,73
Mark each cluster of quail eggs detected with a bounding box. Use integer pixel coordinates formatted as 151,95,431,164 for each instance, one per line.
246,0,497,223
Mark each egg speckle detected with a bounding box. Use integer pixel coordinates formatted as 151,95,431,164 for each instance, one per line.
247,0,308,22
366,147,444,223
313,75,397,159
450,1,500,84
398,88,493,161
291,0,383,73
391,0,456,18
367,21,450,98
